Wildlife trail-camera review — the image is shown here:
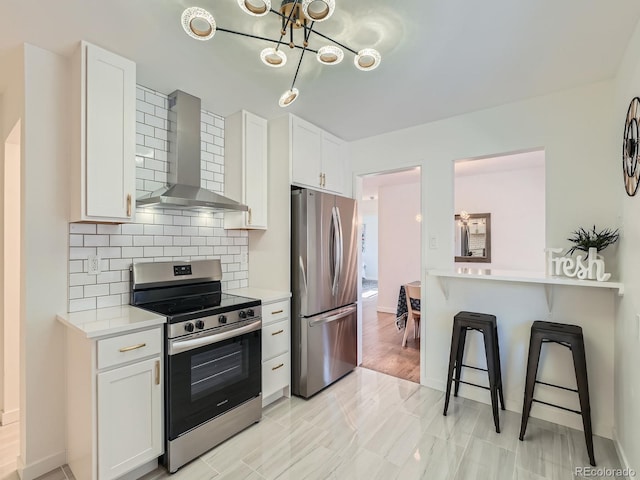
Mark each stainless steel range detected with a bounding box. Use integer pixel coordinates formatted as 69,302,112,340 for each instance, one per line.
130,259,261,473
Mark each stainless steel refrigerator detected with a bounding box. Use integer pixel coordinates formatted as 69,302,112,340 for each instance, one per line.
291,188,358,398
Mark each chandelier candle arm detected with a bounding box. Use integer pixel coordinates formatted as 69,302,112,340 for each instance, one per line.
216,27,318,53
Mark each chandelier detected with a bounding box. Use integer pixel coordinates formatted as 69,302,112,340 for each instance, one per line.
180,0,382,107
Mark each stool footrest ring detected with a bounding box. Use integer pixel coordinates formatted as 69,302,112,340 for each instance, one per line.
460,363,488,372
532,398,582,415
454,378,490,390
534,380,578,393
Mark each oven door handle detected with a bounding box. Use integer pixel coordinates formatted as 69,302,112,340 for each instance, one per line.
169,320,262,355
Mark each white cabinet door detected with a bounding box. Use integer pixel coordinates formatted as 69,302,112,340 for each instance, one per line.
224,110,268,229
321,132,346,194
291,116,322,189
97,357,162,480
73,42,136,223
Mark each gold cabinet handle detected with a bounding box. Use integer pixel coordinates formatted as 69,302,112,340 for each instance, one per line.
119,342,146,353
319,173,323,186
126,194,132,217
271,329,284,336
155,360,160,385
271,309,284,315
248,207,252,225
272,363,284,371
322,173,326,187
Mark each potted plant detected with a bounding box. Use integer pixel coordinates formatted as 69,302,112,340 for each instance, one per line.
566,225,620,256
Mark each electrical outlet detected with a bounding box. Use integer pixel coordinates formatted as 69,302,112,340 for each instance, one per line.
429,235,438,249
88,255,101,275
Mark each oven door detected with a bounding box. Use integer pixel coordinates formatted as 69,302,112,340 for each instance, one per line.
167,319,261,440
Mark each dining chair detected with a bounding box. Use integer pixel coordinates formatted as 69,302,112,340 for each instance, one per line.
402,283,421,347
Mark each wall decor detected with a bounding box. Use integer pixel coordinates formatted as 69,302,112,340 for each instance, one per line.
545,247,611,281
623,96,640,196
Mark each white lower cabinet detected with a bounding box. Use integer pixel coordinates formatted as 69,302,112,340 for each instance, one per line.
261,299,291,406
66,326,164,480
97,357,163,480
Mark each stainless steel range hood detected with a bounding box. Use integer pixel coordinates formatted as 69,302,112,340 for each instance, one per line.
136,90,248,212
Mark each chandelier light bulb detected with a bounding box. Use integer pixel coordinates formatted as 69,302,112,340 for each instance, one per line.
301,0,335,22
181,7,217,41
237,0,272,17
279,88,299,108
260,47,287,67
354,48,382,71
316,45,344,65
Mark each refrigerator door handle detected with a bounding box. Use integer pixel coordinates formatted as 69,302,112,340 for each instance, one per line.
331,206,340,296
335,206,344,291
308,305,357,327
298,255,308,296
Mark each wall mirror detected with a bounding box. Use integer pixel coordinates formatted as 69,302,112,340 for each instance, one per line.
454,212,491,263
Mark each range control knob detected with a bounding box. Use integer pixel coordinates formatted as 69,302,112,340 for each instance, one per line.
184,322,195,333
247,309,255,317
195,320,205,330
218,315,227,325
239,310,247,319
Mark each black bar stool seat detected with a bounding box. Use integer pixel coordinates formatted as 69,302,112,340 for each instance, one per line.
443,311,505,433
519,320,596,466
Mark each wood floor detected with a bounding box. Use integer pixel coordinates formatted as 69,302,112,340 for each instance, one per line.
361,295,420,383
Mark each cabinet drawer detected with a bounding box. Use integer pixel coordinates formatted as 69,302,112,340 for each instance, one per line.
262,319,289,361
98,328,162,370
262,300,289,325
262,352,290,399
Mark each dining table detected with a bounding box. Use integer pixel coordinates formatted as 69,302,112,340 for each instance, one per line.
395,280,421,331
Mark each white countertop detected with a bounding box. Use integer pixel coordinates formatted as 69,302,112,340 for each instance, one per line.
57,305,166,339
227,287,291,304
427,268,624,296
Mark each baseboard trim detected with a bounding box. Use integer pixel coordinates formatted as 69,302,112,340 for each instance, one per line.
612,428,633,474
17,450,66,480
376,306,395,314
1,408,19,425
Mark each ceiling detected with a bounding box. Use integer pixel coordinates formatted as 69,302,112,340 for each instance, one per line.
1,0,639,140
455,150,545,177
362,167,420,200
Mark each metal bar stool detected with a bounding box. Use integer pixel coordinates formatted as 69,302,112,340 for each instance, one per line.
519,320,595,466
444,311,505,433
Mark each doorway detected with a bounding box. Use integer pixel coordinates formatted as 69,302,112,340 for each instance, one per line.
358,167,421,383
1,119,21,475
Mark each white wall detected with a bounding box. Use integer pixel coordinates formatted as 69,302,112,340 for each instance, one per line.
613,15,640,474
455,163,546,271
350,80,618,438
0,43,24,445
20,44,69,479
377,182,421,312
3,120,21,426
362,214,378,280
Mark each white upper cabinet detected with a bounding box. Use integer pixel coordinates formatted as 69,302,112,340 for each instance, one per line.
71,41,136,223
225,110,268,229
290,115,351,197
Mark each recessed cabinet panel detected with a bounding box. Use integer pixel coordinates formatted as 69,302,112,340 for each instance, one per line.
291,116,323,189
98,357,162,480
289,115,350,197
321,132,345,194
224,110,268,229
71,41,136,223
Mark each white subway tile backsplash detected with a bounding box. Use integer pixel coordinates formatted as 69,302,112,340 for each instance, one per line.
121,223,144,235
97,295,122,309
69,298,97,313
84,235,109,247
84,284,110,297
70,223,97,234
68,85,247,312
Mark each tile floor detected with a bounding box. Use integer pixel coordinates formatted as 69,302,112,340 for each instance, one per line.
2,368,625,480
